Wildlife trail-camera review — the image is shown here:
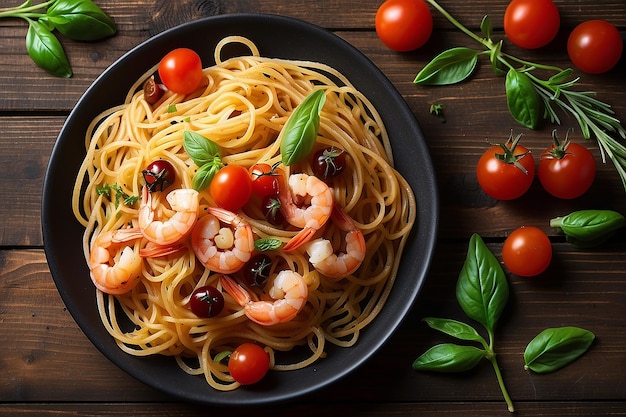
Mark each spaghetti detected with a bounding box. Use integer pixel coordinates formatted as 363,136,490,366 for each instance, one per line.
72,36,416,390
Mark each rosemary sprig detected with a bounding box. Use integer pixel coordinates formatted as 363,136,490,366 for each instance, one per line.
419,0,626,191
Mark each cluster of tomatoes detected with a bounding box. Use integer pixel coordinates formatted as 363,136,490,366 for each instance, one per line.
475,130,596,277
375,0,623,74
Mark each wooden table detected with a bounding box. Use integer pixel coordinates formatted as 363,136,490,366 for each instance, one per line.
1,0,624,415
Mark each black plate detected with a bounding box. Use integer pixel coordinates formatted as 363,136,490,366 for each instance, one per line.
42,14,438,405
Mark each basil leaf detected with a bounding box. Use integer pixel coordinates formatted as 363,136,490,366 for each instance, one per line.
183,131,221,167
280,89,326,166
25,19,72,78
412,343,486,373
456,234,509,334
550,209,625,248
480,15,492,40
43,0,116,41
254,238,282,252
505,69,542,129
413,47,479,86
422,317,488,346
192,162,220,192
524,327,595,373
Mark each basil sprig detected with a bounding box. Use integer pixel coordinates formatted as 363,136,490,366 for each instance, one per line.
416,0,626,194
0,0,116,77
413,234,514,412
524,327,595,374
280,89,326,166
413,233,597,413
550,209,625,248
182,131,223,191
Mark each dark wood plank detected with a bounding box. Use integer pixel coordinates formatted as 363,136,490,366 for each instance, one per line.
2,401,626,417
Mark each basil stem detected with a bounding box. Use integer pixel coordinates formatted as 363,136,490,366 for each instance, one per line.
524,327,595,373
280,89,326,166
25,18,72,78
550,209,625,248
412,343,486,373
42,0,116,41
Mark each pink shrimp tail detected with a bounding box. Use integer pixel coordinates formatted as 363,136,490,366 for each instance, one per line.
220,275,251,306
283,226,318,252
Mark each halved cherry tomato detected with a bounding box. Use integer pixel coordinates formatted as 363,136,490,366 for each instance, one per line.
249,163,279,198
502,226,552,277
476,133,535,200
538,130,596,199
228,343,270,385
567,20,623,74
375,0,433,52
209,165,252,211
158,48,203,94
504,0,560,49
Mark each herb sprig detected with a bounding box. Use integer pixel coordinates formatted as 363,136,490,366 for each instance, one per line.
413,234,595,412
0,0,116,77
415,0,626,192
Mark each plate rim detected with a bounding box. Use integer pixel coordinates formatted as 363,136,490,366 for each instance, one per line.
42,13,439,405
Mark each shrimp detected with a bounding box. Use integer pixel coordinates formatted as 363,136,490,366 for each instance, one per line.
89,227,143,294
138,186,199,246
191,207,254,274
220,271,308,326
279,172,333,251
305,204,366,280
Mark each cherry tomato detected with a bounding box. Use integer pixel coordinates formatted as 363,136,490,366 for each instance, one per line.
158,48,203,94
504,0,560,49
538,131,596,199
142,159,176,192
228,343,270,385
567,20,623,74
190,285,224,318
262,195,285,227
476,133,535,200
502,226,552,277
242,254,272,287
249,163,279,198
209,164,253,211
375,0,433,52
312,147,347,182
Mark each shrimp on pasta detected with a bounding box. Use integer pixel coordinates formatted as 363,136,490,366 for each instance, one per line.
73,35,416,392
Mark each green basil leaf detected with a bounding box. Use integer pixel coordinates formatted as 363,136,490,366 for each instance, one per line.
254,238,282,251
489,40,505,75
548,68,574,85
456,234,509,334
192,162,220,191
412,343,486,373
183,131,221,167
480,15,492,41
413,47,479,86
44,0,116,41
25,19,72,78
550,209,625,247
524,327,595,373
280,89,326,166
505,69,542,129
422,317,488,346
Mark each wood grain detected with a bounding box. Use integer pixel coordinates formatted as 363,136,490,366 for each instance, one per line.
1,0,624,415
